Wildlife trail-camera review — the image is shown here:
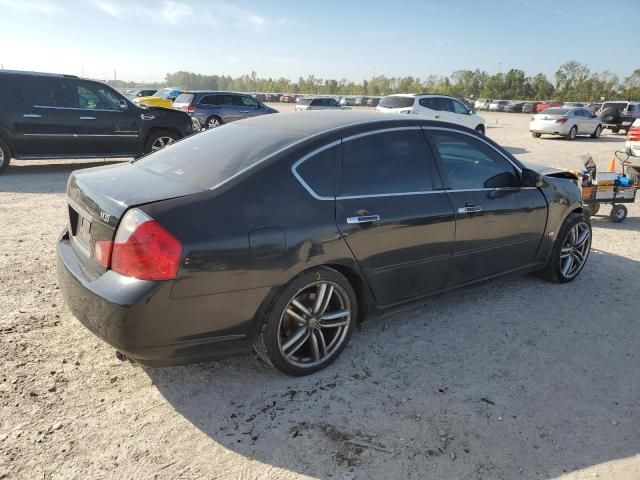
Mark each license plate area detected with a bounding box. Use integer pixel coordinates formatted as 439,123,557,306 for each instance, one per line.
77,215,92,246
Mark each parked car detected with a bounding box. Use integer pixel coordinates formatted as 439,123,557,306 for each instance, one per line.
0,70,193,174
474,98,492,110
530,107,602,140
340,96,356,106
522,102,541,113
376,94,486,134
625,119,640,184
295,97,347,111
597,101,640,134
504,102,526,113
488,100,509,112
366,97,381,107
56,111,590,375
535,100,563,113
134,89,157,98
354,97,368,106
281,94,296,103
172,91,277,129
133,87,182,108
562,102,585,108
253,93,267,102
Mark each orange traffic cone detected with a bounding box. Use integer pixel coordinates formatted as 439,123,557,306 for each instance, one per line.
607,156,616,172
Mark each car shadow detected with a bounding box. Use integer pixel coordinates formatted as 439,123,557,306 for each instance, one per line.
0,159,125,194
539,136,626,143
146,249,640,479
504,146,529,155
590,212,640,232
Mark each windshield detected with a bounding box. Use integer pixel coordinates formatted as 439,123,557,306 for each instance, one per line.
153,88,170,98
541,108,568,115
136,124,304,190
174,93,194,104
379,96,414,109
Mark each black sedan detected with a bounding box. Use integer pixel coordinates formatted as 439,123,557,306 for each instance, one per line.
57,112,591,375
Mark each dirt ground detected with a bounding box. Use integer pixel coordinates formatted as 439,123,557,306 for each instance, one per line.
1,109,639,480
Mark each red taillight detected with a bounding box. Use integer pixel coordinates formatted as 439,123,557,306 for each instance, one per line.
187,105,196,113
555,118,568,124
628,127,640,141
93,240,113,267
110,209,182,281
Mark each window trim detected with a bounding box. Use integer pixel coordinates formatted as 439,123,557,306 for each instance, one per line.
291,140,341,201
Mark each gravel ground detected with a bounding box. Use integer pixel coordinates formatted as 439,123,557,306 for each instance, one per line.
1,110,639,480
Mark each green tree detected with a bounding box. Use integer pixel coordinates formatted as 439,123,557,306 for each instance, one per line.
531,73,554,100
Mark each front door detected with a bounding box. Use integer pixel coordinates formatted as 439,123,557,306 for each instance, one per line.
15,76,81,156
335,128,456,307
73,81,141,155
425,128,547,286
240,95,263,118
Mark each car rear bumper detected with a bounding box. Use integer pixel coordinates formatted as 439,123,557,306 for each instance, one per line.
529,123,571,135
56,229,266,366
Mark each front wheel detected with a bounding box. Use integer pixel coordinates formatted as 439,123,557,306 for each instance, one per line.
0,138,11,174
531,132,541,138
254,267,357,376
145,130,178,154
538,212,591,283
591,125,602,139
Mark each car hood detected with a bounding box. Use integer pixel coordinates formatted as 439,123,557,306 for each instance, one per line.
522,161,580,180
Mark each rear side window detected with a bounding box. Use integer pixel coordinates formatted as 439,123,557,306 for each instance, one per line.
429,131,519,190
22,77,74,108
339,130,434,196
311,99,323,106
174,93,195,104
295,145,339,198
379,96,414,109
199,95,220,106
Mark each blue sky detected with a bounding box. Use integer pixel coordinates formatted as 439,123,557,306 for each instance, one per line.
0,0,638,83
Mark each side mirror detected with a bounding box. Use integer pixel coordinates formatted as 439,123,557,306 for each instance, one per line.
119,100,128,111
521,167,544,188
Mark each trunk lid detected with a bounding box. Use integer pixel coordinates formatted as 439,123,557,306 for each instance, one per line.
66,162,204,275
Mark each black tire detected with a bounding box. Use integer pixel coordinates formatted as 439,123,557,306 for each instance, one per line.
254,266,357,376
0,137,11,174
610,204,627,223
611,127,620,134
205,116,223,129
590,125,602,139
566,126,577,140
144,130,178,154
531,132,541,138
538,212,592,283
600,107,619,124
474,125,485,135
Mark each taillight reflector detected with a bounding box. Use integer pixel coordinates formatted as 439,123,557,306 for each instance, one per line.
110,209,182,281
187,105,196,113
627,127,640,141
555,118,568,124
93,240,113,267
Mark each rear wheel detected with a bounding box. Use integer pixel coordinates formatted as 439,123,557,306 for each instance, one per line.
566,126,577,140
531,132,541,138
538,212,591,283
610,204,627,223
206,116,222,129
0,138,10,174
591,125,602,139
611,127,620,134
145,130,177,154
254,267,357,376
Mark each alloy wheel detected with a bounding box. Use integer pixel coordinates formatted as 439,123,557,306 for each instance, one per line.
208,118,220,128
277,281,351,368
568,127,577,140
151,136,174,151
559,222,591,279
0,147,4,166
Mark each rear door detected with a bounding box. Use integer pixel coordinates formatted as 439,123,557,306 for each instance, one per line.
335,127,456,306
425,128,547,286
73,80,140,155
14,76,80,156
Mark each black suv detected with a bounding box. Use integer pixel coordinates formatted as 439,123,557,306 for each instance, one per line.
0,70,193,174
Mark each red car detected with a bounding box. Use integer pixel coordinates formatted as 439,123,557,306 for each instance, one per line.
280,94,297,103
535,100,563,113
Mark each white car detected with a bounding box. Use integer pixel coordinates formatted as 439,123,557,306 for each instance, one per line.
529,107,602,140
488,100,509,112
295,97,349,111
376,94,486,134
474,98,492,110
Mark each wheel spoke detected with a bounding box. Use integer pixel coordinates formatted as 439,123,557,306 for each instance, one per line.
309,331,320,362
282,327,310,357
320,309,349,328
312,283,328,315
560,246,573,258
315,329,327,357
318,285,334,316
290,298,311,317
575,226,590,248
285,308,307,325
561,255,574,276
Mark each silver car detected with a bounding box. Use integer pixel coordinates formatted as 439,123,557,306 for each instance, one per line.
530,107,603,140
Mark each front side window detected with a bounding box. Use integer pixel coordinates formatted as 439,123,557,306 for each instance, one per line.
76,83,121,110
339,130,434,196
22,77,74,108
452,99,469,114
296,145,339,197
419,98,438,110
242,96,259,108
429,131,519,190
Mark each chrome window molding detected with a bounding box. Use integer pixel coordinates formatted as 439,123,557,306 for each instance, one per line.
23,133,138,138
291,140,340,201
33,105,123,113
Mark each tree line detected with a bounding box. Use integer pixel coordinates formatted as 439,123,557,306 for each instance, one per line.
110,61,640,102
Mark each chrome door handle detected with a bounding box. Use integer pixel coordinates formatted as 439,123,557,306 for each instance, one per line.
434,115,440,119
79,116,96,120
457,206,482,214
23,114,42,118
347,215,381,224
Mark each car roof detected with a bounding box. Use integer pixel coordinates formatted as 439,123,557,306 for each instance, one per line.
182,90,246,94
0,69,79,79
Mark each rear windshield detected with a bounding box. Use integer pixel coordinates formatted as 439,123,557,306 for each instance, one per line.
379,96,414,109
174,93,194,104
135,124,303,190
541,108,568,115
298,98,312,105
